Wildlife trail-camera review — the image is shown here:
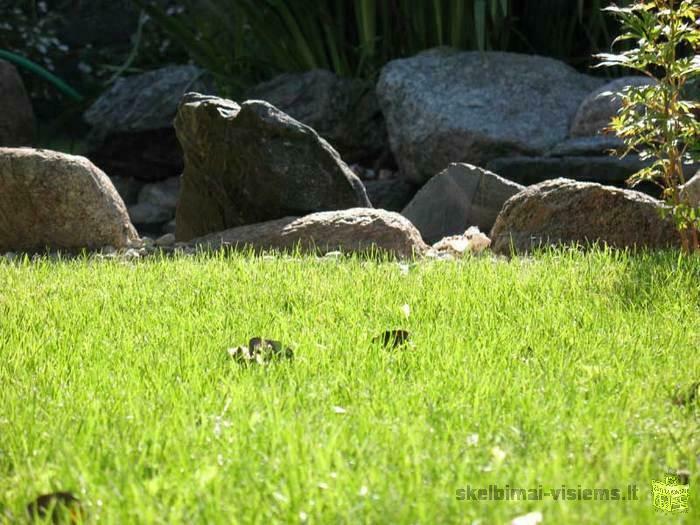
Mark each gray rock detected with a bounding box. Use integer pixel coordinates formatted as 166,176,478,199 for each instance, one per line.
191,208,427,258
570,76,655,137
489,178,679,255
485,156,698,197
485,155,648,188
109,175,144,206
162,219,177,235
247,69,388,165
155,232,176,246
376,48,603,184
137,176,180,210
547,136,624,157
174,93,371,241
127,202,173,226
84,65,215,182
364,177,418,212
402,163,523,244
0,60,34,147
85,65,211,135
0,148,138,252
681,171,700,207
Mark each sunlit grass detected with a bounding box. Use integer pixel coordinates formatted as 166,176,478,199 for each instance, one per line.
0,249,698,523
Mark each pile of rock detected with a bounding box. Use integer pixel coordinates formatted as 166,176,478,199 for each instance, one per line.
2,47,698,259
84,65,215,235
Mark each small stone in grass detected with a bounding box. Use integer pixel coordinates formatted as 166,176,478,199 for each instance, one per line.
373,329,410,349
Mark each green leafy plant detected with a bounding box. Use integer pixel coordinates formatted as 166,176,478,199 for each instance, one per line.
597,0,700,253
131,1,637,96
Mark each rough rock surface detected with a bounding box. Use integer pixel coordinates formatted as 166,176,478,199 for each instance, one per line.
681,171,700,207
0,60,35,147
364,177,418,212
0,148,138,251
402,163,523,244
247,69,388,165
486,156,699,198
486,156,649,188
109,175,144,206
191,208,428,258
125,176,180,234
84,65,214,181
547,136,624,157
570,76,655,137
174,93,371,241
489,178,679,254
376,48,602,184
138,176,180,211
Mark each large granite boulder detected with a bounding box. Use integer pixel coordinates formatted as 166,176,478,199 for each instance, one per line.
570,76,655,137
191,208,427,258
402,163,523,244
376,48,602,184
84,65,214,181
174,93,370,241
0,148,138,252
489,178,679,255
247,69,388,166
0,60,35,147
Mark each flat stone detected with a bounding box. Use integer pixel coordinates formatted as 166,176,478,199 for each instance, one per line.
191,208,428,258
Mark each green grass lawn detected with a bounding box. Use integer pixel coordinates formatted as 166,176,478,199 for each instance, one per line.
1,249,699,524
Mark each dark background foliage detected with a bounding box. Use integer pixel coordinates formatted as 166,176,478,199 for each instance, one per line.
1,0,631,144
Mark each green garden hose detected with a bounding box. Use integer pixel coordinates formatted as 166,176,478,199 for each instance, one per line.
0,49,84,102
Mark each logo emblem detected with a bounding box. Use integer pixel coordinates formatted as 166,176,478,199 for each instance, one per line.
651,474,689,513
